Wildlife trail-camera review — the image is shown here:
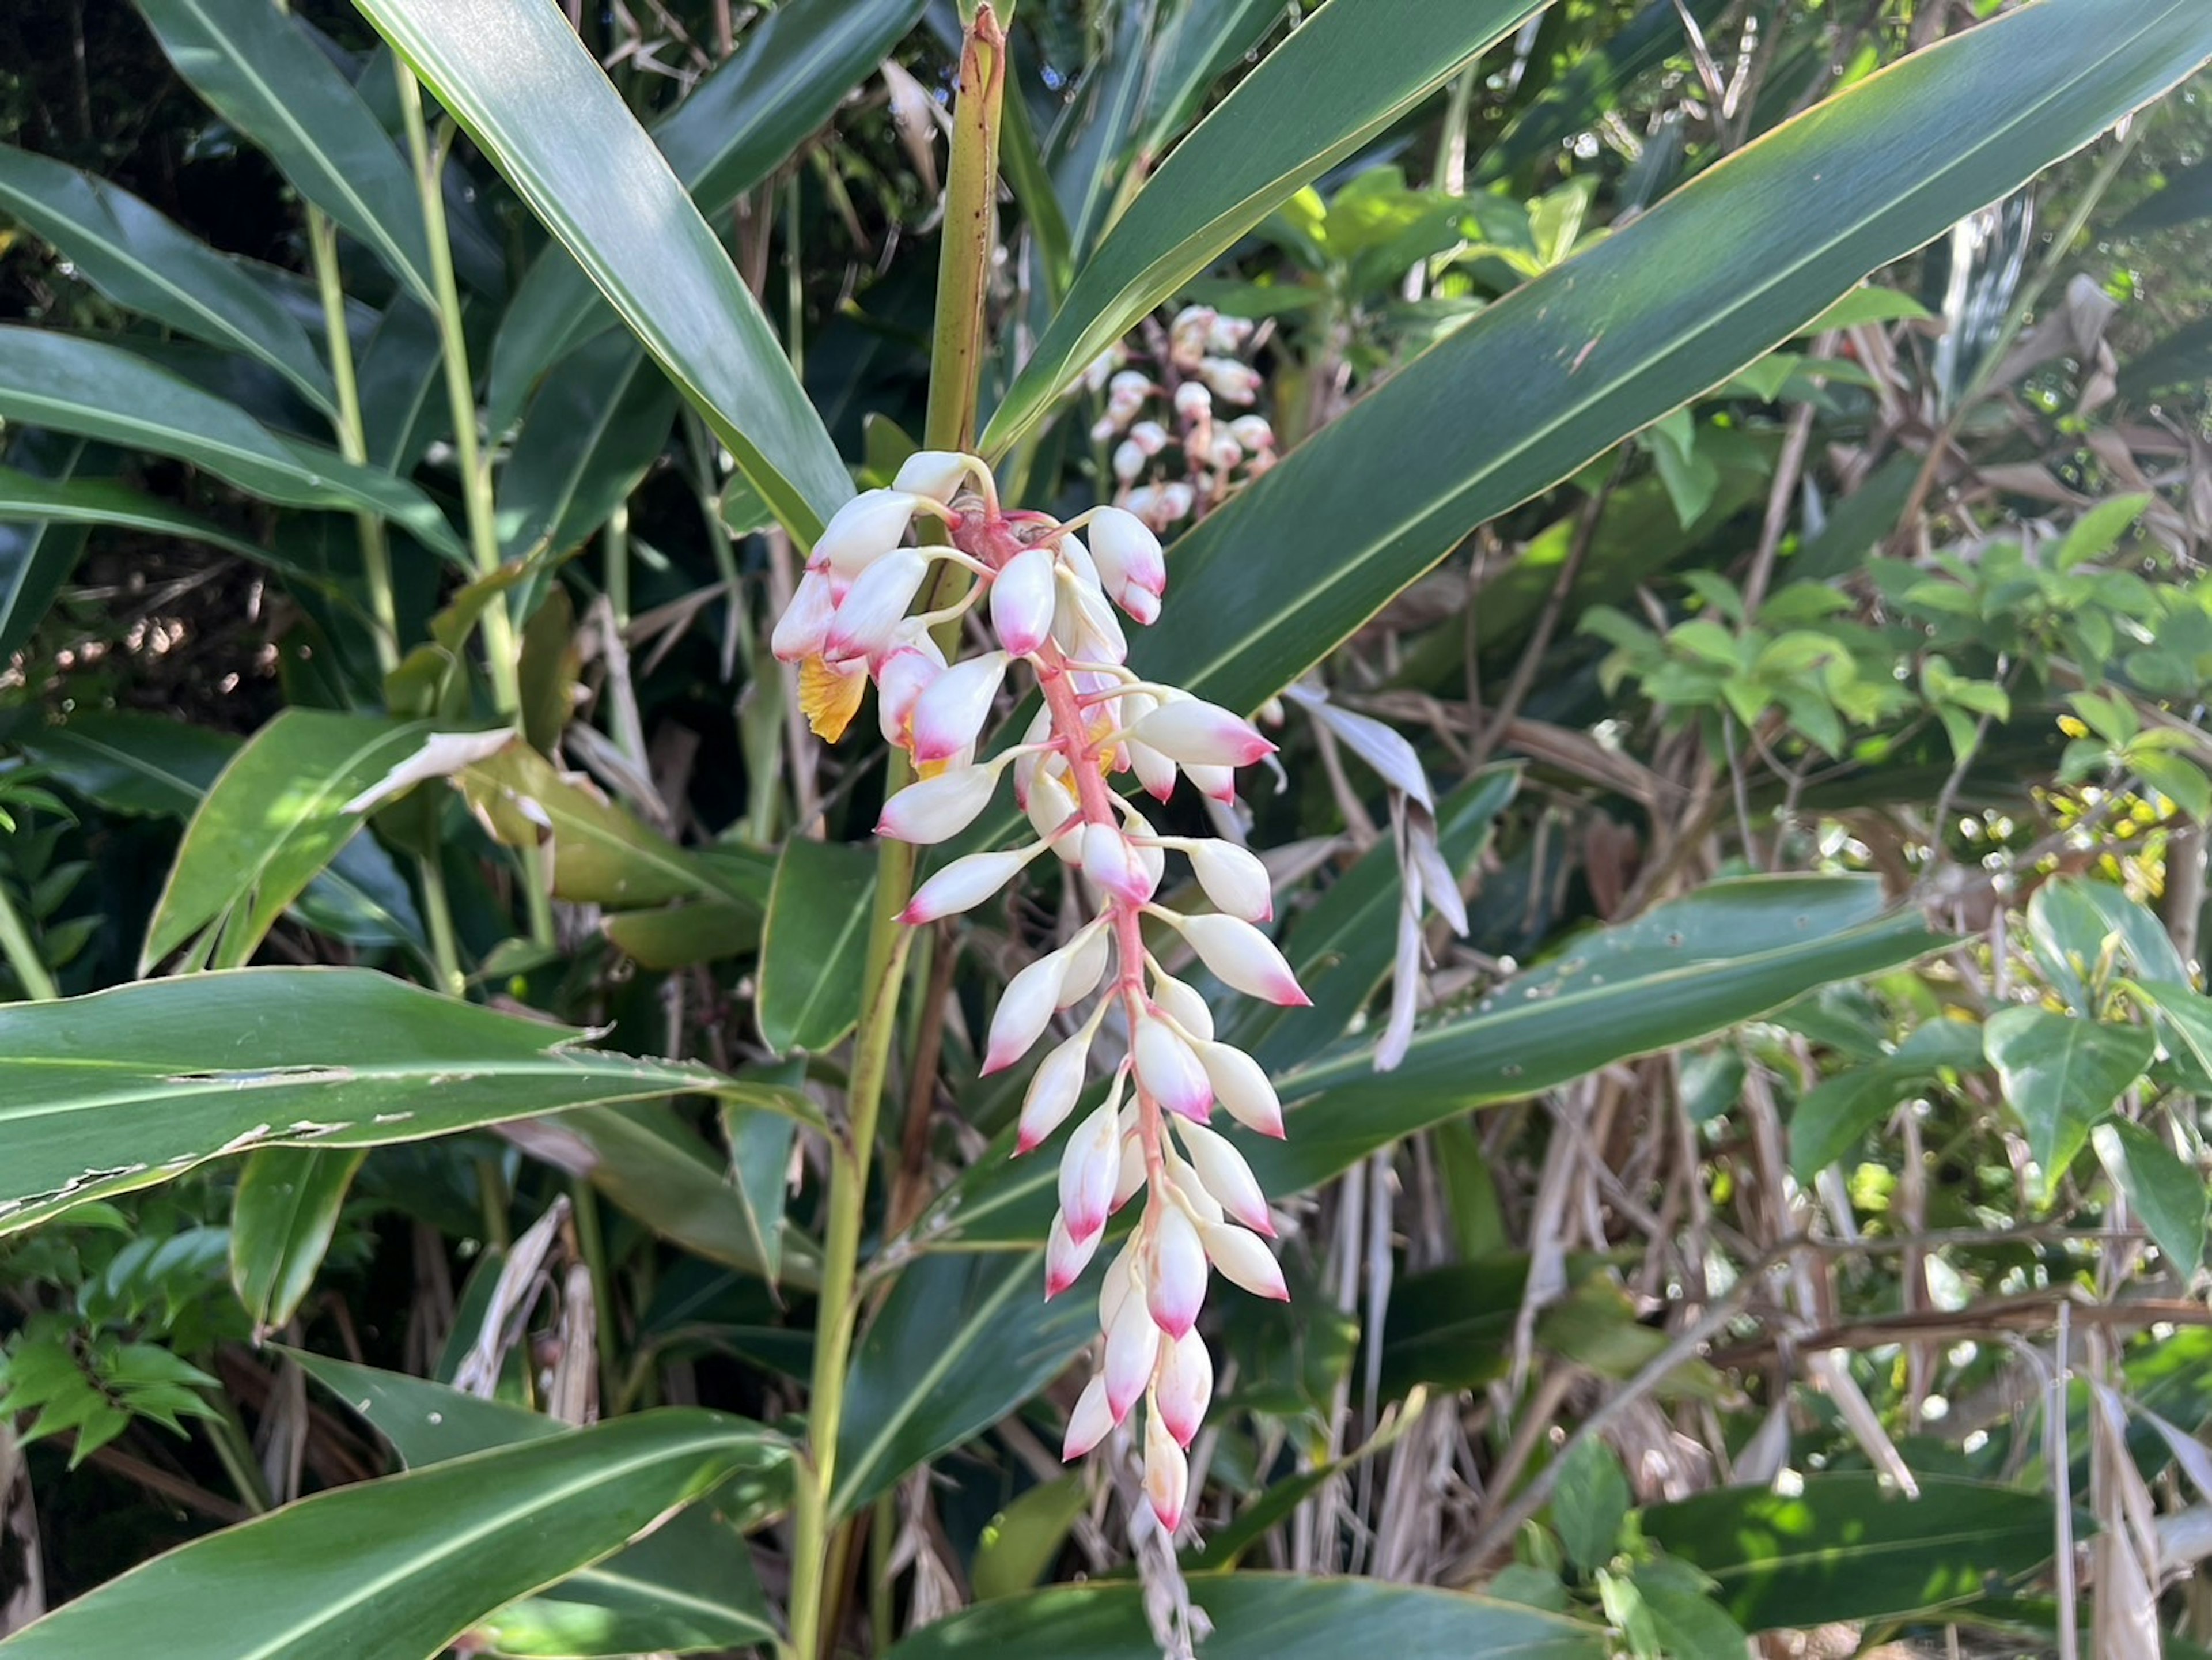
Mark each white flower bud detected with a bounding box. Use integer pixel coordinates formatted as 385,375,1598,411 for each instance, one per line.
1185,839,1272,922
1112,1129,1146,1210
823,547,927,660
876,764,999,845
891,449,979,504
1199,1220,1287,1301
1103,1280,1161,1420
1184,761,1236,803
1146,1200,1209,1339
909,650,1007,763
873,640,944,745
1198,357,1261,404
1058,1095,1122,1241
1149,973,1213,1042
983,949,1069,1076
1044,1208,1100,1297
1058,921,1112,1007
1176,913,1309,1007
771,568,837,661
1112,438,1147,483
899,844,1037,925
1080,822,1155,906
1109,369,1152,402
1153,1329,1213,1447
1174,1117,1274,1236
1130,697,1274,769
809,488,919,579
1173,381,1213,422
1208,315,1255,353
1087,506,1167,609
990,543,1058,657
1158,481,1196,523
1142,1404,1190,1533
1024,765,1081,851
1130,420,1169,456
1197,1039,1283,1138
1210,434,1244,471
1229,415,1274,452
1134,1014,1213,1121
1021,1027,1095,1154
1062,1374,1112,1460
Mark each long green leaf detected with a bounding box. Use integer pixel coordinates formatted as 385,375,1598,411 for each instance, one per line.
1131,0,2212,717
1984,1005,2152,1201
0,144,335,413
0,433,91,664
0,467,282,568
0,967,733,1237
0,1409,785,1660
495,332,676,560
141,710,433,973
756,835,876,1055
887,1574,1606,1659
130,0,440,307
353,0,851,542
982,0,1549,453
229,1147,367,1336
486,0,922,426
0,327,466,563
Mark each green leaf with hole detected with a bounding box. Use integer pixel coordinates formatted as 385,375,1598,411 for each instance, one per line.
0,967,734,1238
353,0,851,542
757,836,877,1055
1131,0,2212,716
0,1409,785,1659
1642,1475,2062,1632
1983,1006,2153,1202
982,0,1550,453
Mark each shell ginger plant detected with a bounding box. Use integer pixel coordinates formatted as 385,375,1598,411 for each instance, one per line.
773,451,1306,1538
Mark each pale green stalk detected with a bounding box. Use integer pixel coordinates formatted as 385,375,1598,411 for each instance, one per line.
0,879,58,1002
785,9,1007,1657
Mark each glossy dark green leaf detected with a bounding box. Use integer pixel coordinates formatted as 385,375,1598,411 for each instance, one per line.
0,327,465,562
0,433,91,664
971,1476,1088,1602
2092,1119,2206,1274
498,1103,819,1291
24,713,234,818
0,144,334,412
831,1247,1096,1517
1642,1475,2060,1632
495,333,676,560
601,898,760,968
1983,1006,2152,1201
1788,1061,1926,1181
983,0,1548,451
130,0,439,306
1132,0,2212,717
887,1574,1606,1659
353,0,851,542
487,0,922,425
141,710,431,973
290,1348,556,1466
1229,766,1517,1073
0,1409,784,1659
1378,1256,1530,1399
757,835,876,1055
357,297,450,473
0,467,276,567
228,1147,366,1337
0,967,733,1237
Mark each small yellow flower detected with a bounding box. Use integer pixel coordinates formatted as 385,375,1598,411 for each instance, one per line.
799,655,867,742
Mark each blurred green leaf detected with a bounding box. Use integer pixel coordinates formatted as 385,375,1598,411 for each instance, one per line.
2092,1120,2206,1274
757,836,876,1055
1552,1438,1631,1575
971,1476,1088,1602
228,1147,366,1337
1984,1006,2152,1201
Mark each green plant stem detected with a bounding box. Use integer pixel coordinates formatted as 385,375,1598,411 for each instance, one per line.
395,63,554,950
417,842,464,996
305,210,400,676
567,1177,620,1390
0,879,59,1002
785,12,1006,1658
202,1395,272,1515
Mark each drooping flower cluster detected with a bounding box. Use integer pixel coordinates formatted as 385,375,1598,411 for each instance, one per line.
1086,305,1276,536
772,452,1306,1535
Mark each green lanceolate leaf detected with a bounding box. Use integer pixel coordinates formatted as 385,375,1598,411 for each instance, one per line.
1642,1475,2061,1632
0,327,466,562
0,1409,785,1660
130,0,440,307
756,835,877,1055
0,144,335,413
0,967,731,1237
2092,1120,2207,1275
887,1574,1607,1659
229,1147,367,1337
1984,1005,2152,1201
831,1248,1098,1517
353,0,851,542
22,712,236,818
0,467,278,568
983,0,1549,452
495,332,676,561
1132,0,2212,717
487,0,922,425
0,433,91,664
141,710,433,973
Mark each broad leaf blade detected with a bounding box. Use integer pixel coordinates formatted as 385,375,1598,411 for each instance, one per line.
1984,1006,2152,1201
0,434,90,664
354,0,851,541
887,1574,1607,1659
1131,0,2212,717
0,1410,785,1660
130,0,440,306
495,333,676,560
982,0,1549,452
229,1147,367,1337
757,836,876,1055
0,144,335,412
0,467,283,568
0,967,733,1237
2092,1120,2206,1275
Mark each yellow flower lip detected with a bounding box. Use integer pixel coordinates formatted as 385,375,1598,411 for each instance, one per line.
799,653,866,742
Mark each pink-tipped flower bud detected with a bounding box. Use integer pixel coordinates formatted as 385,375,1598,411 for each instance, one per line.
1134,1014,1213,1122
1128,738,1177,799
1109,369,1152,403
1169,307,1215,369
984,950,1069,1076
990,543,1058,657
1229,415,1274,452
874,640,945,744
1020,1028,1095,1154
1025,765,1080,848
1186,839,1273,922
1112,438,1147,484
909,651,1007,763
1103,1285,1161,1421
1184,762,1236,803
1079,822,1156,906
1090,415,1122,444
771,569,838,661
1055,576,1128,665
1044,1208,1100,1297
1057,1096,1121,1240
1158,481,1196,521
1177,913,1309,1007
1130,420,1169,457
1142,1406,1190,1533
1146,1201,1209,1340
1173,381,1212,422
1061,1374,1113,1461
900,843,1037,925
1175,1118,1274,1237
1198,357,1261,404
1129,697,1274,769
1209,315,1255,353
891,449,976,504
1087,506,1167,611
1209,434,1244,471
1149,974,1214,1042
824,547,927,660
1153,1329,1213,1447
1058,922,1112,1007
1196,1039,1284,1138
1200,1220,1288,1301
810,488,920,578
877,764,999,845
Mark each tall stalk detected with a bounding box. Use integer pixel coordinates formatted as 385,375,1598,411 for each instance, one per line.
393,65,555,950
785,10,1006,1656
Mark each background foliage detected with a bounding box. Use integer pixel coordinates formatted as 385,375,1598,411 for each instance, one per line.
2,0,2212,1655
